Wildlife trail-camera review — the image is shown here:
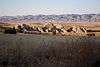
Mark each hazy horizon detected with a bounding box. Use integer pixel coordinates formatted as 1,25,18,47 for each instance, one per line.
0,0,100,16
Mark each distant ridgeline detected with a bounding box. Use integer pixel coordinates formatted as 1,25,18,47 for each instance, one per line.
0,14,100,23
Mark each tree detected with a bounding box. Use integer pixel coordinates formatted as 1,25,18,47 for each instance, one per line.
51,26,57,35
22,24,33,31
17,25,23,33
4,27,17,34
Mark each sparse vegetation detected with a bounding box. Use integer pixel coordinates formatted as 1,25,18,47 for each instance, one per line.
0,34,100,67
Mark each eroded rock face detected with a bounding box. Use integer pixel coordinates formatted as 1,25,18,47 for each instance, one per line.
0,34,100,67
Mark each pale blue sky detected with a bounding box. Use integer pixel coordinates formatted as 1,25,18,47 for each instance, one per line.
0,0,100,16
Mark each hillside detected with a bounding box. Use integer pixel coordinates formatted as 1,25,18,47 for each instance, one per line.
0,14,100,23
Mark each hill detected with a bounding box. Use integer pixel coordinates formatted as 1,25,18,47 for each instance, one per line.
0,14,100,23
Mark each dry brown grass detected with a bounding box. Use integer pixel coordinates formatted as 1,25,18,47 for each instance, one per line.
0,34,100,67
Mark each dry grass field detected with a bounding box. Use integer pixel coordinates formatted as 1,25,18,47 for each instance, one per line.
0,34,100,67
0,22,100,67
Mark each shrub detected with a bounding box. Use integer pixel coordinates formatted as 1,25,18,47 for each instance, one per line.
17,25,23,33
23,24,33,31
4,27,17,34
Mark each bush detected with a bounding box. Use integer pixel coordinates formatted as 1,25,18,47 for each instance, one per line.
4,27,17,34
17,25,23,33
23,24,33,31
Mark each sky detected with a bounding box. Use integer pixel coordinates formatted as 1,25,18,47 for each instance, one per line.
0,0,100,16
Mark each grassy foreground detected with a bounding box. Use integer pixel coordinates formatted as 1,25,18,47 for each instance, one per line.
0,34,100,67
